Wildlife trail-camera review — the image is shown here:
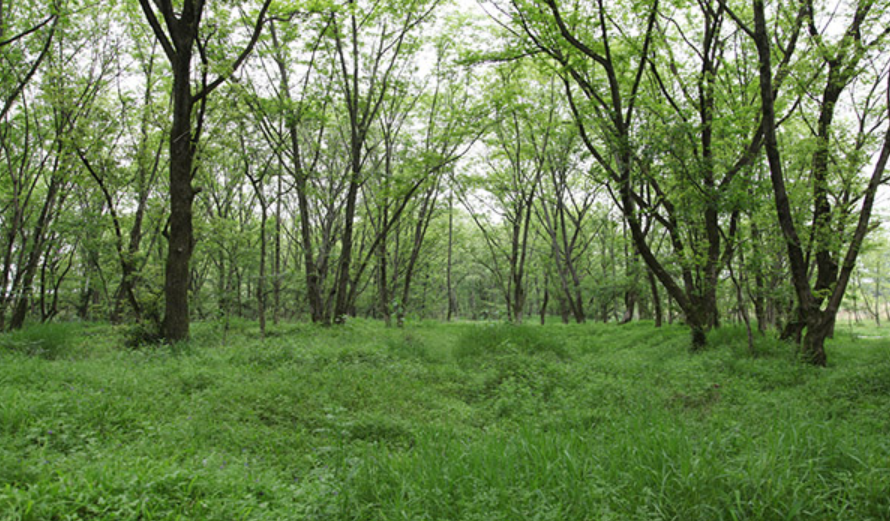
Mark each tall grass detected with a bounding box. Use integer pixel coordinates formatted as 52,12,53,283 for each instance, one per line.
0,322,82,359
0,321,887,520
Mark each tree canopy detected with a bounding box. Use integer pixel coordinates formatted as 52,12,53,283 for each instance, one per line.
1,0,888,364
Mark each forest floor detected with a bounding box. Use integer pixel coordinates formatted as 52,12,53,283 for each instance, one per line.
1,319,889,520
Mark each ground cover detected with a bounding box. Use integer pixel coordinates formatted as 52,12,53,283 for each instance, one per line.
1,319,889,520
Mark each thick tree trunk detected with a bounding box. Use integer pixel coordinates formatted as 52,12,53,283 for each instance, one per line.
690,324,707,350
621,292,636,324
568,263,586,323
297,180,323,323
139,0,269,341
688,303,709,351
802,312,830,366
162,54,196,343
558,295,570,324
511,283,525,324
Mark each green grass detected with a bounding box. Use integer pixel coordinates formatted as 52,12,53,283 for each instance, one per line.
1,319,888,520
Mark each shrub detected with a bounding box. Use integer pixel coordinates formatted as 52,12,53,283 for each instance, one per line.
124,293,165,348
123,321,162,348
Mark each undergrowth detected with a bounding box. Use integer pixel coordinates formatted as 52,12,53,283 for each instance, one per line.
0,319,887,520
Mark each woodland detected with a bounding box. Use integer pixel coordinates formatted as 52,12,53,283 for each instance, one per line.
2,0,890,363
2,1,890,518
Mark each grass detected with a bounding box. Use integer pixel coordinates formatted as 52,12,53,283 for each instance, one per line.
1,319,888,520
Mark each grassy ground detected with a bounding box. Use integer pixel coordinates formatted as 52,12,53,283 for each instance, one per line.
1,319,888,520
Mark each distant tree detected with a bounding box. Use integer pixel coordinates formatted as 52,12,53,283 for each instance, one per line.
532,100,597,324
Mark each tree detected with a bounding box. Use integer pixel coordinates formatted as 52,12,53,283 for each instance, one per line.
328,0,440,323
2,1,114,330
136,0,271,341
532,88,596,323
742,0,890,364
458,64,561,323
853,227,890,326
71,25,166,324
0,0,59,329
368,29,484,326
500,0,777,347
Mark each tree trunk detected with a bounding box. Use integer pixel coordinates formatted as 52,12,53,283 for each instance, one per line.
750,0,889,366
396,192,437,327
270,23,325,324
621,291,636,324
257,208,267,338
162,52,196,342
274,173,282,324
9,172,61,330
620,222,636,324
540,278,549,325
377,256,391,325
688,304,709,351
802,312,830,366
874,259,881,327
648,269,662,327
333,173,359,324
138,0,270,341
446,192,456,321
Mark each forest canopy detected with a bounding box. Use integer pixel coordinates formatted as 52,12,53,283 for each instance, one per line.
1,0,889,365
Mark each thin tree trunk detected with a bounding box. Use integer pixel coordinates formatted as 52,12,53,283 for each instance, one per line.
274,173,282,324
648,269,662,327
620,222,636,324
540,276,549,325
9,172,61,330
269,22,325,324
446,191,456,321
258,208,267,338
